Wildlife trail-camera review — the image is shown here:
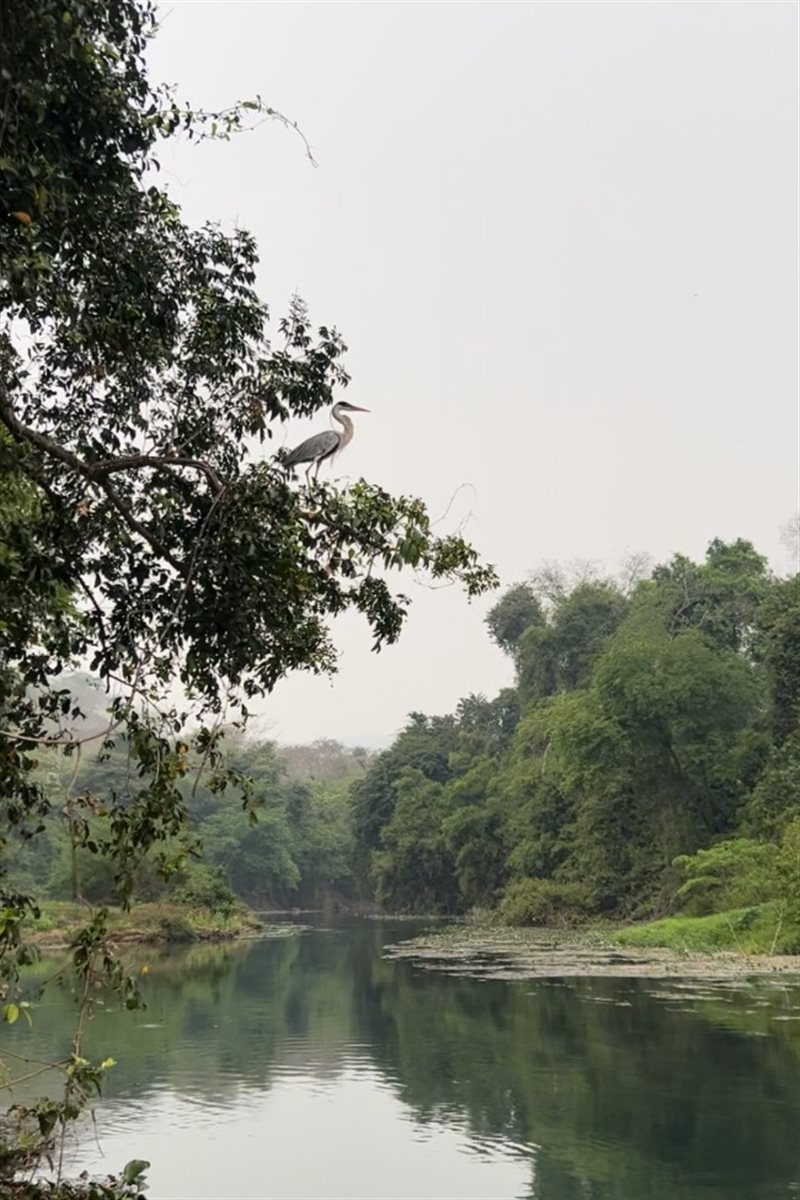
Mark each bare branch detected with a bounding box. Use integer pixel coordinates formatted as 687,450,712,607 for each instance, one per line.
430,483,477,529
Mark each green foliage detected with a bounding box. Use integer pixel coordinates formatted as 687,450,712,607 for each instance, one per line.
517,581,627,706
351,713,459,890
752,574,800,742
0,0,495,1189
441,760,508,908
616,902,799,956
170,865,238,915
647,538,770,652
538,610,765,910
497,878,591,927
776,816,800,907
1,1161,149,1200
669,819,798,947
48,840,118,904
744,735,800,838
0,733,362,913
673,839,781,915
371,771,460,913
485,582,544,656
495,705,573,882
354,539,798,939
189,760,356,907
352,695,522,913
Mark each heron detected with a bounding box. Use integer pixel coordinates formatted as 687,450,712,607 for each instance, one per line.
284,401,369,482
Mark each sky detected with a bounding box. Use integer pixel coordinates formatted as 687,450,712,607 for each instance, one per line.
148,1,798,746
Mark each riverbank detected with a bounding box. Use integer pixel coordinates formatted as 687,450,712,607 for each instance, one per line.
26,900,264,949
615,902,798,956
385,924,800,980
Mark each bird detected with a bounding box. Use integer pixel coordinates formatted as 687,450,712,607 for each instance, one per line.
284,401,369,482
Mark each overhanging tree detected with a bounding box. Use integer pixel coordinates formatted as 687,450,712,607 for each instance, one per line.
0,1,495,1191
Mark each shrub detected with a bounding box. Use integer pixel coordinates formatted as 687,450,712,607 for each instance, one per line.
157,913,195,942
776,816,800,911
497,877,592,927
170,864,239,915
673,838,780,915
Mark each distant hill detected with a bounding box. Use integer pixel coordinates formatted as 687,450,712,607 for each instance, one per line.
41,674,390,771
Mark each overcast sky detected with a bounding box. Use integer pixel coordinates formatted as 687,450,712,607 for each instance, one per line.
149,2,797,745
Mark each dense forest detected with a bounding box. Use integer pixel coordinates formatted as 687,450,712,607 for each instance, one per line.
11,732,367,912
18,537,798,949
352,539,799,939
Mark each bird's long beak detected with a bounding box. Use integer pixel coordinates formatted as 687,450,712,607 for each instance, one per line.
349,405,369,412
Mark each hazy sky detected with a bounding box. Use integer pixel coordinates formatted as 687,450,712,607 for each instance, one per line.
149,2,798,745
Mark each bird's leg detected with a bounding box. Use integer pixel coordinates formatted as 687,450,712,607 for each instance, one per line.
313,459,322,484
305,463,313,485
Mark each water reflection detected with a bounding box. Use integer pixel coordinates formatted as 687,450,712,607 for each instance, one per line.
7,919,799,1200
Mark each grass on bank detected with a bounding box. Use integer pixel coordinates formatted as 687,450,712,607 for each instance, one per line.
614,901,799,957
26,900,262,947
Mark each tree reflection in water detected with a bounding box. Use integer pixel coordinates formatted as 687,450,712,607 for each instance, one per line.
8,920,798,1200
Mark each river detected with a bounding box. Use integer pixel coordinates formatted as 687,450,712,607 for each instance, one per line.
8,917,799,1199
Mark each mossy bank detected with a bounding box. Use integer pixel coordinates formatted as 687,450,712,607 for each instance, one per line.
385,920,800,981
26,901,264,950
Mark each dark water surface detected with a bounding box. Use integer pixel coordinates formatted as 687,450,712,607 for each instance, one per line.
9,917,800,1199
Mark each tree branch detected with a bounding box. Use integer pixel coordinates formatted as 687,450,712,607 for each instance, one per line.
0,387,90,476
0,388,186,573
92,454,224,496
92,473,185,573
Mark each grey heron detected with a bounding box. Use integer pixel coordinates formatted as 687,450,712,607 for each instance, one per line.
284,401,369,482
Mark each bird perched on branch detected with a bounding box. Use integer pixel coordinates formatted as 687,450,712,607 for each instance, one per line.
284,401,369,482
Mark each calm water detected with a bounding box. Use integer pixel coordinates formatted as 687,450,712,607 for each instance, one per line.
8,917,800,1200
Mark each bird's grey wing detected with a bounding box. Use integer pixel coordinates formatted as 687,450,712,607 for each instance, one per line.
285,429,340,466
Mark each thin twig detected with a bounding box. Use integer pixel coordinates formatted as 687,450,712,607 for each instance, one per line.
725,918,746,957
0,723,117,748
1,1049,68,1066
430,483,476,529
56,956,94,1183
1,1063,68,1091
189,708,227,806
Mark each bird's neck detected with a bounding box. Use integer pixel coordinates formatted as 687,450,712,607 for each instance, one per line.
332,406,354,449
